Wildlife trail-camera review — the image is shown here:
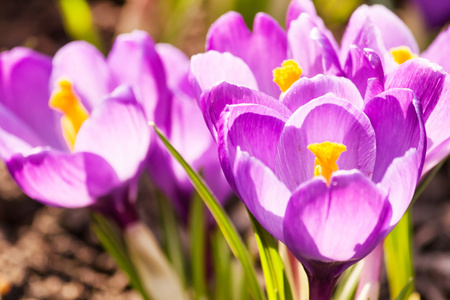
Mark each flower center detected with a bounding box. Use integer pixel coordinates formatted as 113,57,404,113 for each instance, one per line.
390,46,418,65
307,141,347,184
49,78,90,150
273,59,303,92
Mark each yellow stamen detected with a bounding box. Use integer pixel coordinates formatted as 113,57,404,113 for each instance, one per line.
49,78,89,150
273,59,303,92
390,46,418,65
307,141,347,184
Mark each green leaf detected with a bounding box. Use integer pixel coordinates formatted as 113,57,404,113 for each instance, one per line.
384,210,414,299
91,213,151,300
58,0,104,51
249,213,293,300
156,191,187,286
152,123,265,300
189,192,208,299
211,229,233,300
394,278,414,300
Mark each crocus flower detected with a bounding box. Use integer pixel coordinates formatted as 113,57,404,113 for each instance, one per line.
200,74,426,298
0,47,151,227
19,30,230,219
191,0,450,179
339,4,450,175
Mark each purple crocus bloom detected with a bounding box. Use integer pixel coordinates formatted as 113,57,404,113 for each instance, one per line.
200,75,426,298
0,47,151,228
192,0,450,179
1,30,231,223
339,4,450,175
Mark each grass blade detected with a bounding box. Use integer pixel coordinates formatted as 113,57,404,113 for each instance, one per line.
91,213,151,300
249,213,292,300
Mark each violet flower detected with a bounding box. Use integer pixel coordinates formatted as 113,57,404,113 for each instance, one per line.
200,75,425,298
2,30,230,223
339,4,450,175
0,47,151,228
191,0,450,178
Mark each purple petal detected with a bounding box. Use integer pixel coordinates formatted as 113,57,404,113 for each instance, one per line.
6,149,121,208
74,86,151,182
364,5,418,54
218,103,288,172
288,14,341,77
0,105,47,159
108,30,171,131
364,88,425,225
281,74,364,112
283,171,391,264
51,41,115,111
343,46,385,101
206,12,287,98
385,58,446,122
286,0,317,29
276,95,376,190
340,6,394,72
217,103,288,192
422,75,450,175
201,82,291,138
422,26,450,73
0,47,63,149
155,43,191,97
234,148,291,242
189,51,258,99
206,12,251,56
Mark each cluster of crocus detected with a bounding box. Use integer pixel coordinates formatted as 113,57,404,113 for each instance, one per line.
0,0,449,299
190,0,449,298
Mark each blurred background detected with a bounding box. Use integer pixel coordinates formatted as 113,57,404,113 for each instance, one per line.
0,0,449,299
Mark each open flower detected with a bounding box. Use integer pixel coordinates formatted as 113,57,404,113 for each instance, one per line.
0,47,151,227
339,4,450,175
0,30,231,223
191,0,449,178
201,73,426,298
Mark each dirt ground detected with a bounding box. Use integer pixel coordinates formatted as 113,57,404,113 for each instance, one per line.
0,0,449,299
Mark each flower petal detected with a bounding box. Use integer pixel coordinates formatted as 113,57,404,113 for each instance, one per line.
189,51,258,98
283,171,391,264
286,0,317,29
364,88,425,226
288,14,341,77
421,75,450,175
6,150,121,208
343,46,385,101
0,47,62,149
276,95,376,190
201,82,291,138
51,41,115,111
206,12,287,98
0,105,46,159
281,74,364,112
108,31,171,131
217,103,288,192
422,26,450,72
74,86,151,182
234,148,291,242
385,58,445,122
